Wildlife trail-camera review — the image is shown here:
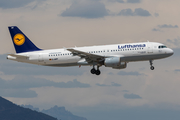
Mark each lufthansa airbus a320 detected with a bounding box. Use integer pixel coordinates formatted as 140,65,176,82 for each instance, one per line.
7,26,174,75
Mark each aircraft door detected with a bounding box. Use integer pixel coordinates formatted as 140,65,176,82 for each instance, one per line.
147,43,153,53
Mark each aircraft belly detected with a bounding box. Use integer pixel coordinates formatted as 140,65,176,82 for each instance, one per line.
121,54,171,62
44,56,80,66
45,63,78,67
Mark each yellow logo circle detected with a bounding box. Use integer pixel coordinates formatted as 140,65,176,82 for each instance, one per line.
13,34,25,46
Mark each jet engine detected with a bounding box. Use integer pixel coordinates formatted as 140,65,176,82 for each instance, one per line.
104,57,127,69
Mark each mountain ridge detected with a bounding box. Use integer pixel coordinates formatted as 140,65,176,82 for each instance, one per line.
22,104,87,120
0,96,57,120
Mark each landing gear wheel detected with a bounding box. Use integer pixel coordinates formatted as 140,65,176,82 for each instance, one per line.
150,66,154,70
91,68,96,74
90,65,101,75
149,60,155,70
95,70,101,75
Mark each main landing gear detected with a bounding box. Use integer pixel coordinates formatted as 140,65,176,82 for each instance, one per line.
91,66,101,75
149,60,155,70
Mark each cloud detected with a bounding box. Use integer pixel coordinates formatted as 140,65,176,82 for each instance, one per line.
108,0,125,3
96,83,110,87
61,1,109,18
123,93,142,99
111,82,121,87
0,77,90,89
172,48,180,57
158,24,178,28
154,13,159,17
74,105,180,120
174,69,180,72
117,71,144,76
127,0,141,3
167,37,180,48
0,55,85,76
118,8,134,16
0,0,35,9
152,24,178,32
118,8,151,16
116,0,125,3
152,28,161,31
0,77,90,98
0,88,37,98
96,82,121,87
122,90,129,92
109,0,141,3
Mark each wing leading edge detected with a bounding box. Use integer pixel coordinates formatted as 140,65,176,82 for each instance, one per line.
67,48,105,63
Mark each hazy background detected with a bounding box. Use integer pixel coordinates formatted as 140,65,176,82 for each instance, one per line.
0,0,180,120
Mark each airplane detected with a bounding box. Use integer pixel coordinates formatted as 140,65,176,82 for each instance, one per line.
7,26,174,75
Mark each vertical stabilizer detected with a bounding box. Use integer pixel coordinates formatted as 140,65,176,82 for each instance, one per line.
8,26,41,53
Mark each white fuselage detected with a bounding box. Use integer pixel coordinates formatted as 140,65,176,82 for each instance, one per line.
7,42,173,67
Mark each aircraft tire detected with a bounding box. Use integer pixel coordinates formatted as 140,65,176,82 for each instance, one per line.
95,70,101,75
91,68,96,74
150,66,154,70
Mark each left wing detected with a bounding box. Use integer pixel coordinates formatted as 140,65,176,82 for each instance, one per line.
67,48,105,63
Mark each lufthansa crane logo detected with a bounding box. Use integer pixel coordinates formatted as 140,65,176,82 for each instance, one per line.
13,34,25,46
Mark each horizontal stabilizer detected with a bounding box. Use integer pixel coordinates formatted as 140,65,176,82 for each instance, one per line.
8,54,29,59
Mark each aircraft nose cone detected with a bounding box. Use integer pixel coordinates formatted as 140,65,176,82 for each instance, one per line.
168,49,174,56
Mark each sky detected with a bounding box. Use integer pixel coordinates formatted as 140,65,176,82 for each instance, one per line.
0,0,180,120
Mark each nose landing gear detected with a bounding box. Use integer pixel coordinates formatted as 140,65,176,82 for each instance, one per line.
90,66,101,75
149,60,155,70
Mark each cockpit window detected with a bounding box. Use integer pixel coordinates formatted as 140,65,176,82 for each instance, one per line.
158,45,167,49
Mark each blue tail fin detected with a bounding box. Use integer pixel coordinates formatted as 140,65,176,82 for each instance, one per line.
8,26,41,53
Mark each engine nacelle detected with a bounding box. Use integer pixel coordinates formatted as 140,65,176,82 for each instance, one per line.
104,57,127,69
